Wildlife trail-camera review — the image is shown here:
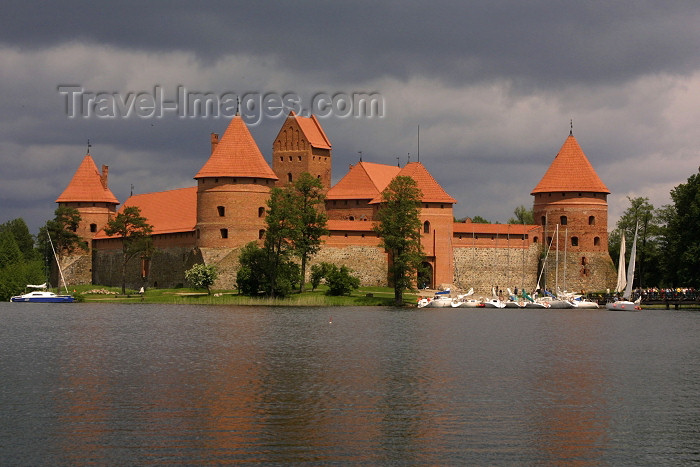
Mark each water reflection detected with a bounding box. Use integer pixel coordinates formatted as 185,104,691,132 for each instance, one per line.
0,304,698,464
531,314,611,465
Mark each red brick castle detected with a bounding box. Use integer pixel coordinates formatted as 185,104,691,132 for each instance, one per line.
55,113,616,294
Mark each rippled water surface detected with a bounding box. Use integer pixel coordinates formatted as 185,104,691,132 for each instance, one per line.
1,303,699,465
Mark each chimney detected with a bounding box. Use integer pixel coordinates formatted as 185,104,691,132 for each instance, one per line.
210,133,219,155
101,165,109,190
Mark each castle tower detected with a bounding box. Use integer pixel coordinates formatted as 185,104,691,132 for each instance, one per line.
272,111,332,190
55,149,119,284
194,114,278,249
55,150,119,248
531,131,616,292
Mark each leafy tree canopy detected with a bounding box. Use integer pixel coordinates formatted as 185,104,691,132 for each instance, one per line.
373,176,424,306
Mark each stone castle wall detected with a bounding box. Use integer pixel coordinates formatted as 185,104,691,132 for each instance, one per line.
92,246,199,290
310,245,388,287
453,244,542,297
540,250,617,294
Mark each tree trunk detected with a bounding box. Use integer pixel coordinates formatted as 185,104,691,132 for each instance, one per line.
121,251,127,294
299,254,307,293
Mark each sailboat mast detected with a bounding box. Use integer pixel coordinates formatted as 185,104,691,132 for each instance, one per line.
623,222,639,300
555,223,559,294
47,231,69,294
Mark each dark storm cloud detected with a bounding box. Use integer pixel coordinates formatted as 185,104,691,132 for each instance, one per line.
2,1,699,87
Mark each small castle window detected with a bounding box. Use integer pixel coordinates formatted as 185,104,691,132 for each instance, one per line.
533,236,539,243
220,228,228,239
547,236,552,245
589,216,595,225
541,216,546,226
288,156,292,161
259,229,265,240
560,216,567,225
349,216,355,221
287,173,293,183
280,156,283,161
571,236,579,246
594,236,600,246
298,156,302,161
90,223,97,233
217,206,225,217
423,221,431,234
258,207,265,217
581,256,587,265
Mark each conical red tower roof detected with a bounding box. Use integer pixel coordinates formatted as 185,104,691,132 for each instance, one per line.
195,115,278,180
55,153,119,204
531,134,609,195
370,162,457,204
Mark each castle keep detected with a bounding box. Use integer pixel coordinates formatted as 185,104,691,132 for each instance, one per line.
56,112,616,295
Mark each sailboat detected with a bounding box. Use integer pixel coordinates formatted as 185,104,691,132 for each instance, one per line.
10,232,75,303
606,223,641,311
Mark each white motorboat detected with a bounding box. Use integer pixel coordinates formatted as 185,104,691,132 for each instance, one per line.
10,284,74,303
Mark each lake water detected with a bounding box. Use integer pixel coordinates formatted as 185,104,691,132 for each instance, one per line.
1,303,698,465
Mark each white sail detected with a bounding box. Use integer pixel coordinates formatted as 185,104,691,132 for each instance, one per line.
623,223,639,300
615,232,626,293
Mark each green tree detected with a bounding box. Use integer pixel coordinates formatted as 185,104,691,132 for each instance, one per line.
0,230,23,268
508,205,534,225
471,215,490,224
38,206,88,259
310,262,332,291
0,229,44,300
289,173,328,292
185,263,218,294
609,196,663,288
663,168,700,287
262,187,298,297
236,241,299,298
373,176,424,306
0,218,36,260
104,206,153,294
325,264,360,296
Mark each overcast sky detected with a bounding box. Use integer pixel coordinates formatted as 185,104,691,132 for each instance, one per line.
2,1,699,235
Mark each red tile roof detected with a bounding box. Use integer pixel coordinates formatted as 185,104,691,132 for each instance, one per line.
94,186,197,238
453,222,539,235
195,115,278,180
370,162,457,204
293,112,331,149
531,135,609,194
326,161,401,200
327,219,377,231
56,153,119,204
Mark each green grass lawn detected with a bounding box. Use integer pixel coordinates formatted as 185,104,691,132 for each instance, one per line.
71,284,419,306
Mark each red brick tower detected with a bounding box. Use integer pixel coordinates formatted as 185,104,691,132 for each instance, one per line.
272,111,331,190
55,149,120,248
55,148,119,284
194,114,278,249
531,131,616,292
